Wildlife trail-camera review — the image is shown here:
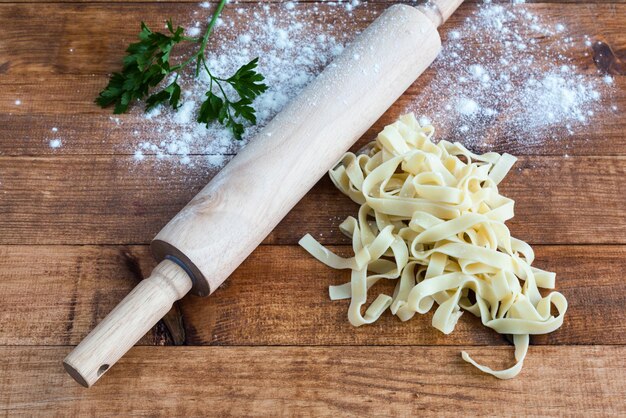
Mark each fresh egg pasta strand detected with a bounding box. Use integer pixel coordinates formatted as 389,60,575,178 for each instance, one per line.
300,113,568,379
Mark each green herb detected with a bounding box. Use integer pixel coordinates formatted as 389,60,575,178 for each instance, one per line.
95,0,268,139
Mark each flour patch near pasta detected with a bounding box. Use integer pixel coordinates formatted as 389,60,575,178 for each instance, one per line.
405,2,616,149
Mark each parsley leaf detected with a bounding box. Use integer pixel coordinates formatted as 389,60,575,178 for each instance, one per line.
198,91,226,125
197,58,267,139
96,20,185,114
96,0,268,140
226,58,268,101
146,80,181,111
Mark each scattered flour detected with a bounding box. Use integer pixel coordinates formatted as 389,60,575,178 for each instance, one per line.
457,98,480,116
99,1,615,166
134,150,145,161
46,127,63,149
122,2,367,168
405,2,615,148
186,26,202,37
49,139,62,149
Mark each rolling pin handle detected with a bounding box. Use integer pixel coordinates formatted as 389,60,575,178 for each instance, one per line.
417,0,464,27
63,259,193,387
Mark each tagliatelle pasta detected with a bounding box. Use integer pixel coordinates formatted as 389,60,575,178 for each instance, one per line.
299,114,567,379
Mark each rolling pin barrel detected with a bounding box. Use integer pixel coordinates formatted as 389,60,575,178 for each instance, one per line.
151,3,442,296
65,1,462,387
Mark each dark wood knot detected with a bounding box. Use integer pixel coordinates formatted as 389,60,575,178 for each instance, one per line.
592,41,626,75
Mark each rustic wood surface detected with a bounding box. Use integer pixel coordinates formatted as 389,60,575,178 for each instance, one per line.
0,0,625,415
1,346,624,416
1,245,625,347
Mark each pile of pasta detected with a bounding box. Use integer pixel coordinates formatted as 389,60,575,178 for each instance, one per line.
299,114,567,379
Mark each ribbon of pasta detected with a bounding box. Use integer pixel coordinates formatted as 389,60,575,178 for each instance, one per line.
299,113,568,379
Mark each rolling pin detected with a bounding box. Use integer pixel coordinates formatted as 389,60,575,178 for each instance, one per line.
64,0,464,387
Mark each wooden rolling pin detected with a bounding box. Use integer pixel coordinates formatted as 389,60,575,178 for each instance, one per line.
64,0,464,387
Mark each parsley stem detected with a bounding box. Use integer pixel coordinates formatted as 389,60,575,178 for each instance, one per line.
201,0,228,50
202,58,232,118
196,0,228,76
202,58,214,80
171,54,199,72
203,59,229,106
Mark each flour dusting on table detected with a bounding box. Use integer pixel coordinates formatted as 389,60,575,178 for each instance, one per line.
101,0,615,167
125,2,367,167
405,0,616,149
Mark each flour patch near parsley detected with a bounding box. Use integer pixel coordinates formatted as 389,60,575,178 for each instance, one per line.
118,2,371,168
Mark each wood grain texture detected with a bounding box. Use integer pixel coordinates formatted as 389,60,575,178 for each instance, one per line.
1,346,624,416
3,2,623,77
0,3,624,156
0,245,167,346
1,245,624,346
0,155,623,246
0,0,624,410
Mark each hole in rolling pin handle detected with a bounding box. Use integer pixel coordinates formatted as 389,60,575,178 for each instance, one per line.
97,364,110,377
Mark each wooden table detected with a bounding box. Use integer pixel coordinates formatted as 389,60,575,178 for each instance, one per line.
1,0,625,415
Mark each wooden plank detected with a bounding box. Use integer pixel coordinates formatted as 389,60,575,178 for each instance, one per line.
0,245,168,347
0,156,217,245
0,3,379,76
1,245,623,346
4,2,623,78
0,155,623,245
1,346,624,415
0,3,624,156
2,91,625,157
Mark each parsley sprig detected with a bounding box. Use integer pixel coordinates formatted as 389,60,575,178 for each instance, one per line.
95,0,268,139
